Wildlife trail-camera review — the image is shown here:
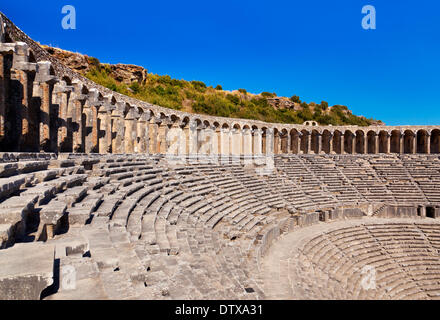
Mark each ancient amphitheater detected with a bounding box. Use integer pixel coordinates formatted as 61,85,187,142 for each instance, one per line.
1,12,440,300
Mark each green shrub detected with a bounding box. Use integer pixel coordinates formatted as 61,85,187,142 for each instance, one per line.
290,95,301,103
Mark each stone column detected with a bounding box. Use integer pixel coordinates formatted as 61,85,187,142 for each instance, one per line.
411,134,416,154
124,108,136,154
34,61,58,152
85,89,101,153
374,133,379,154
304,132,310,154
82,101,93,153
111,108,124,154
148,117,159,154
399,132,404,154
197,125,207,156
158,120,169,154
136,113,148,154
427,133,431,154
286,133,292,154
351,133,356,154
220,127,230,163
362,135,368,154
274,131,281,155
317,133,323,154
385,133,391,154
182,122,191,155
10,42,37,151
211,126,219,157
0,43,15,144
252,129,262,156
53,82,72,153
328,133,334,154
242,128,252,156
71,80,86,153
98,104,111,154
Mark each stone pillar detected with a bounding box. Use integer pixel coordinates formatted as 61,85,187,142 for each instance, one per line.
399,133,404,154
182,122,191,156
98,104,111,154
82,102,93,153
220,127,230,163
53,82,72,153
286,133,292,154
411,134,416,154
11,42,37,151
274,131,281,155
211,126,219,157
362,135,368,154
242,128,252,156
165,123,181,157
0,43,15,144
304,132,310,154
34,61,58,152
328,133,334,154
158,120,169,154
386,133,391,154
136,113,148,154
197,125,207,156
231,128,242,157
111,107,124,154
427,133,431,154
71,80,86,153
374,133,379,154
148,117,159,154
85,89,101,153
351,133,356,154
317,133,323,154
124,108,136,154
252,129,262,156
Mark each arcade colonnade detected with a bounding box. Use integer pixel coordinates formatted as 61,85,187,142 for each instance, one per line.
1,41,440,156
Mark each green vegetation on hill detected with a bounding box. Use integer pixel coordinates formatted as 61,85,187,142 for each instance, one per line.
85,61,377,126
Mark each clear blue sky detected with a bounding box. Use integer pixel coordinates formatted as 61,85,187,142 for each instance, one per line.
2,1,439,125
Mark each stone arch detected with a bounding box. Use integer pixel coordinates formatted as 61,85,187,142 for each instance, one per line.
355,130,365,154
62,76,72,86
290,129,300,154
344,130,354,154
431,129,440,154
417,129,429,154
28,50,37,63
332,130,342,154
367,131,377,154
404,130,416,154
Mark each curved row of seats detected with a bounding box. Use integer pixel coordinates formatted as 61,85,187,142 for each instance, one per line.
2,153,440,300
293,222,440,299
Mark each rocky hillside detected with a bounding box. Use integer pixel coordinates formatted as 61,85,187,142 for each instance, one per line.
44,46,382,126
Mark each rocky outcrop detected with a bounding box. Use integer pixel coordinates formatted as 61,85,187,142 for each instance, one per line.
43,46,148,85
109,64,148,85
